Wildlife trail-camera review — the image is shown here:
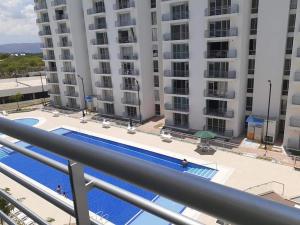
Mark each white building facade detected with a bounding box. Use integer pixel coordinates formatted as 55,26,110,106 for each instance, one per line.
35,0,300,151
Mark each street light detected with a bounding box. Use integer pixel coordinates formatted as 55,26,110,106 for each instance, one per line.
135,80,142,124
77,75,87,118
264,80,272,154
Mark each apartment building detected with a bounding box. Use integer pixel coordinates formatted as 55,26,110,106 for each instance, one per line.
35,0,300,151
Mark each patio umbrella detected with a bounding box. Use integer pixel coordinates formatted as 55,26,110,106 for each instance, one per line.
194,130,216,140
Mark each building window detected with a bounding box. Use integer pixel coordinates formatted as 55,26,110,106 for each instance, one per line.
247,79,254,93
249,39,256,55
282,80,289,95
154,75,159,87
155,104,160,115
250,18,257,35
104,103,114,115
171,24,189,40
153,60,159,72
283,58,291,75
125,106,137,118
251,0,259,14
153,44,158,57
150,0,156,8
172,43,189,59
290,0,297,9
288,14,296,32
248,59,255,74
152,28,157,41
154,90,160,101
151,12,157,25
280,99,287,115
286,37,294,54
246,97,253,111
173,113,189,128
171,3,189,20
173,62,189,77
207,118,226,134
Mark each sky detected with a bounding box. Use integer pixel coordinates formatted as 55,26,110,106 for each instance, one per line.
0,0,39,45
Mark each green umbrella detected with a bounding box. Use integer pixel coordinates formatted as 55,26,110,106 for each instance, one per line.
194,130,216,139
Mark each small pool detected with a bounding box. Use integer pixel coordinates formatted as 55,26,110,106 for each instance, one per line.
0,128,217,225
13,118,39,127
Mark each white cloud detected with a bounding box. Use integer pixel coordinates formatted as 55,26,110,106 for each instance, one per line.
0,0,39,44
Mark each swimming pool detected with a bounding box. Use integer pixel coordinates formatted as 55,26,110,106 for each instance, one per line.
0,118,39,136
0,128,217,224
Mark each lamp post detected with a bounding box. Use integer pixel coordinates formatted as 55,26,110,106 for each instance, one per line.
135,80,142,124
264,80,272,154
77,75,86,118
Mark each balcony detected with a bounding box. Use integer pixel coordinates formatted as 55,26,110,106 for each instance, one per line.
34,3,47,11
117,36,137,44
294,71,300,81
51,0,66,7
95,81,112,88
205,49,237,59
204,89,235,99
64,91,79,97
63,79,77,85
119,68,139,76
59,54,74,60
122,112,139,120
58,41,72,47
90,38,108,45
292,95,300,105
97,95,114,102
36,17,49,23
94,68,111,75
89,23,107,30
120,84,138,91
205,28,238,38
45,67,57,72
61,67,75,73
56,28,70,34
204,70,236,79
39,30,51,36
0,117,298,225
161,12,189,21
164,87,189,95
87,6,105,15
164,70,189,78
41,43,53,48
290,117,300,128
121,98,139,105
92,53,110,60
203,107,234,118
53,14,68,21
163,33,189,41
163,52,189,60
164,103,189,113
48,89,60,95
43,55,55,60
119,53,138,60
115,19,136,27
205,4,239,16
47,78,59,84
113,0,135,10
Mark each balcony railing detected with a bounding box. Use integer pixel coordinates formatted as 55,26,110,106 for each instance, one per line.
204,89,235,99
164,70,189,78
56,28,70,34
122,112,139,120
119,68,139,76
113,0,135,10
161,12,189,21
205,4,239,16
36,17,49,23
205,49,237,58
51,0,66,6
163,32,189,41
87,6,106,15
97,95,114,102
92,53,110,60
47,78,59,84
95,81,112,88
59,54,74,60
61,67,75,73
164,87,189,95
203,107,234,118
115,19,136,27
53,14,68,21
58,41,72,47
290,117,300,128
89,23,107,30
121,98,139,105
45,67,57,72
120,84,138,91
117,36,137,44
90,39,108,45
43,55,55,60
204,70,236,79
292,95,300,105
119,53,138,60
0,117,299,225
294,71,300,81
39,30,51,36
64,91,79,97
164,52,189,59
165,103,189,113
94,68,111,74
205,28,238,38
63,79,77,85
41,43,53,48
48,89,60,95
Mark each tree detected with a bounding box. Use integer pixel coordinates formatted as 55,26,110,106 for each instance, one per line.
0,188,15,225
9,92,23,111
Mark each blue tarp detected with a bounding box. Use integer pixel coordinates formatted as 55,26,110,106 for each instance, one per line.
246,115,264,126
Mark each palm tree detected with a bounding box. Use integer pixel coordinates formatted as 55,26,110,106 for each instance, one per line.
0,188,15,225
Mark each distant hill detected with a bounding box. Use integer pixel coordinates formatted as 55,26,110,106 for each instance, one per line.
0,43,41,54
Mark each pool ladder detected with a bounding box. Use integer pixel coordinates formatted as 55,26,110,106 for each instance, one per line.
94,211,109,224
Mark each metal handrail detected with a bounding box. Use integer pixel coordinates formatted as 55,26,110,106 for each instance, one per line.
0,118,300,225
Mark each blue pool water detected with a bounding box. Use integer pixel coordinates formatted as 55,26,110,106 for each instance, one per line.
13,118,39,127
0,128,217,225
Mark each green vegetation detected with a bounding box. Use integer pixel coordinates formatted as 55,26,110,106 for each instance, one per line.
0,188,14,225
9,92,23,111
0,53,44,79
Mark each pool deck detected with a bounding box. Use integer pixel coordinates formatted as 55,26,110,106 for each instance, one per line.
0,109,300,225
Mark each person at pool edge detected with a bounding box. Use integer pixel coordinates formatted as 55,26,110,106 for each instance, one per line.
181,159,188,168
56,185,62,194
